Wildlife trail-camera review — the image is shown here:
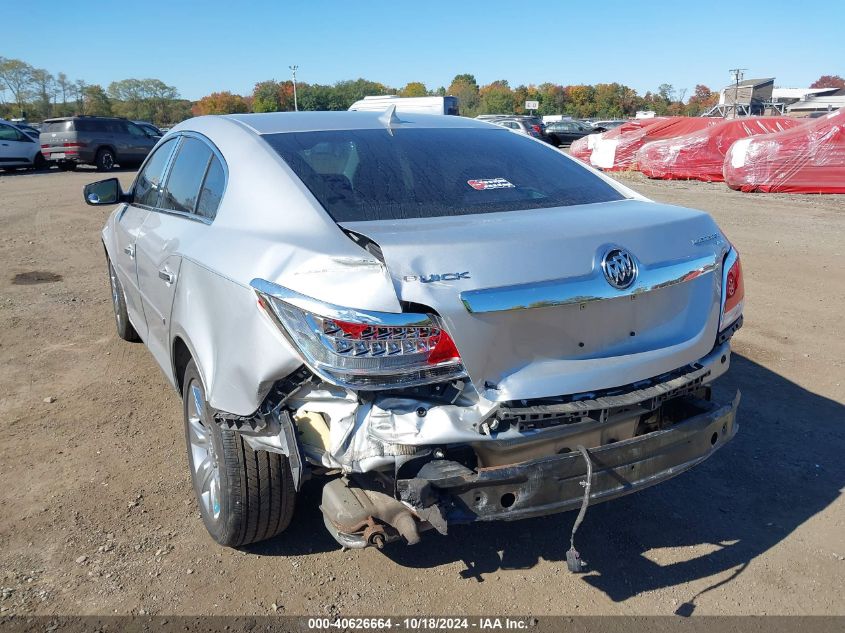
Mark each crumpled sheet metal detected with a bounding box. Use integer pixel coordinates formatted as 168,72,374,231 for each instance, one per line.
723,108,845,193
288,383,505,473
637,116,801,182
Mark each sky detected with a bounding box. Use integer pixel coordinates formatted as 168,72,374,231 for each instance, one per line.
3,0,842,101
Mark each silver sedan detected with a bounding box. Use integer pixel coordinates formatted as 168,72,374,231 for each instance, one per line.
87,110,743,559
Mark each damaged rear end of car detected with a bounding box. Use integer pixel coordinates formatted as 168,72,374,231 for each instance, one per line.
218,117,744,552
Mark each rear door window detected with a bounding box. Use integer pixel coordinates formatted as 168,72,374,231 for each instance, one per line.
159,137,213,214
195,155,225,219
0,124,21,141
134,138,177,207
263,127,624,223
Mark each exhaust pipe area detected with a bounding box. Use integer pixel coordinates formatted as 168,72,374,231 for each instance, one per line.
320,477,422,549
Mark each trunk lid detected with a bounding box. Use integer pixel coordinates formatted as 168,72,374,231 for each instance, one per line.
342,198,727,401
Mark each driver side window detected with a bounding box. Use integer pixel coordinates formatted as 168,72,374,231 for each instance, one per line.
134,138,176,207
126,122,147,137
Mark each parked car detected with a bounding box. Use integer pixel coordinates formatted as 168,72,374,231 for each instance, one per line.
592,119,626,130
490,116,550,142
0,119,47,170
15,123,42,140
545,120,606,146
133,120,164,138
86,112,743,561
40,116,159,171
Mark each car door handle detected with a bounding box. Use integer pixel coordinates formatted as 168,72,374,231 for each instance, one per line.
158,269,175,284
123,245,135,258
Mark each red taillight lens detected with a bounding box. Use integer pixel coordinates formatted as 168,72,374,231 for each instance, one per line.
720,252,744,330
323,318,461,366
40,144,49,149
532,124,542,133
63,142,84,148
427,330,461,365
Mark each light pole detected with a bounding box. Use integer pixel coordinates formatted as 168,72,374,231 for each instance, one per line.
728,68,746,118
289,65,298,111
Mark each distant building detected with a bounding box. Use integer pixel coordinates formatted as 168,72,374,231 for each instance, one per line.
783,89,845,116
706,78,775,117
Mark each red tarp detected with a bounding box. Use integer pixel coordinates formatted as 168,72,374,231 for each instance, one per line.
637,117,802,182
723,109,845,193
587,117,720,171
568,118,665,164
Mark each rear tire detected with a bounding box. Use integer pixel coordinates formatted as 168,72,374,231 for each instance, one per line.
33,153,48,171
107,258,140,342
182,360,296,547
57,162,77,171
95,148,115,172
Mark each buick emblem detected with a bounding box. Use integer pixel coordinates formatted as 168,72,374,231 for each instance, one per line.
602,248,637,289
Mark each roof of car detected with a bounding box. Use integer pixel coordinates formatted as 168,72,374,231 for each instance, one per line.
43,115,126,122
222,111,495,135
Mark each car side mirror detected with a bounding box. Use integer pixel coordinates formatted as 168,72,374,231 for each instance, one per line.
84,178,128,206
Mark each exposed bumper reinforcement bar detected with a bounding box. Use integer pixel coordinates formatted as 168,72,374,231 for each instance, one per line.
423,392,740,524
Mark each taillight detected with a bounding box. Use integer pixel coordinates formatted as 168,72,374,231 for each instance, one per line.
252,279,465,390
40,144,49,149
532,124,542,134
720,249,744,331
63,142,85,148
320,318,460,366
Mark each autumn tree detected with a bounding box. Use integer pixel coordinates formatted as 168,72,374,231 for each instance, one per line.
479,80,514,115
566,85,596,118
512,84,541,114
399,81,428,97
809,75,845,89
252,80,282,112
447,74,480,116
192,91,249,115
536,83,567,116
686,84,718,115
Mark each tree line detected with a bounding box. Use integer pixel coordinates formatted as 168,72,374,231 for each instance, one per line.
191,75,723,118
3,56,843,124
0,57,191,124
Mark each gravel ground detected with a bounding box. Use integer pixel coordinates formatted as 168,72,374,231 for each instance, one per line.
0,167,843,617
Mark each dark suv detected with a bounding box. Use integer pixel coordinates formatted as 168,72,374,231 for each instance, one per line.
40,116,159,171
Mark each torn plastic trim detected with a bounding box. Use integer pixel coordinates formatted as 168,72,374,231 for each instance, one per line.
211,366,314,490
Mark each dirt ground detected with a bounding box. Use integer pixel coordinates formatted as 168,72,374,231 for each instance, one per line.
0,167,843,617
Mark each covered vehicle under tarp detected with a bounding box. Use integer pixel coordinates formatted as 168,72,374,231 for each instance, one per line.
723,109,845,193
588,117,720,171
637,117,802,182
569,118,665,164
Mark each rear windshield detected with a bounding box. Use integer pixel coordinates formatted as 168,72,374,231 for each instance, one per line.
42,120,74,133
263,128,624,222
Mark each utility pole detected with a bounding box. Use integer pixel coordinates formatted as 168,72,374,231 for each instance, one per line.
289,65,299,112
728,68,746,118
